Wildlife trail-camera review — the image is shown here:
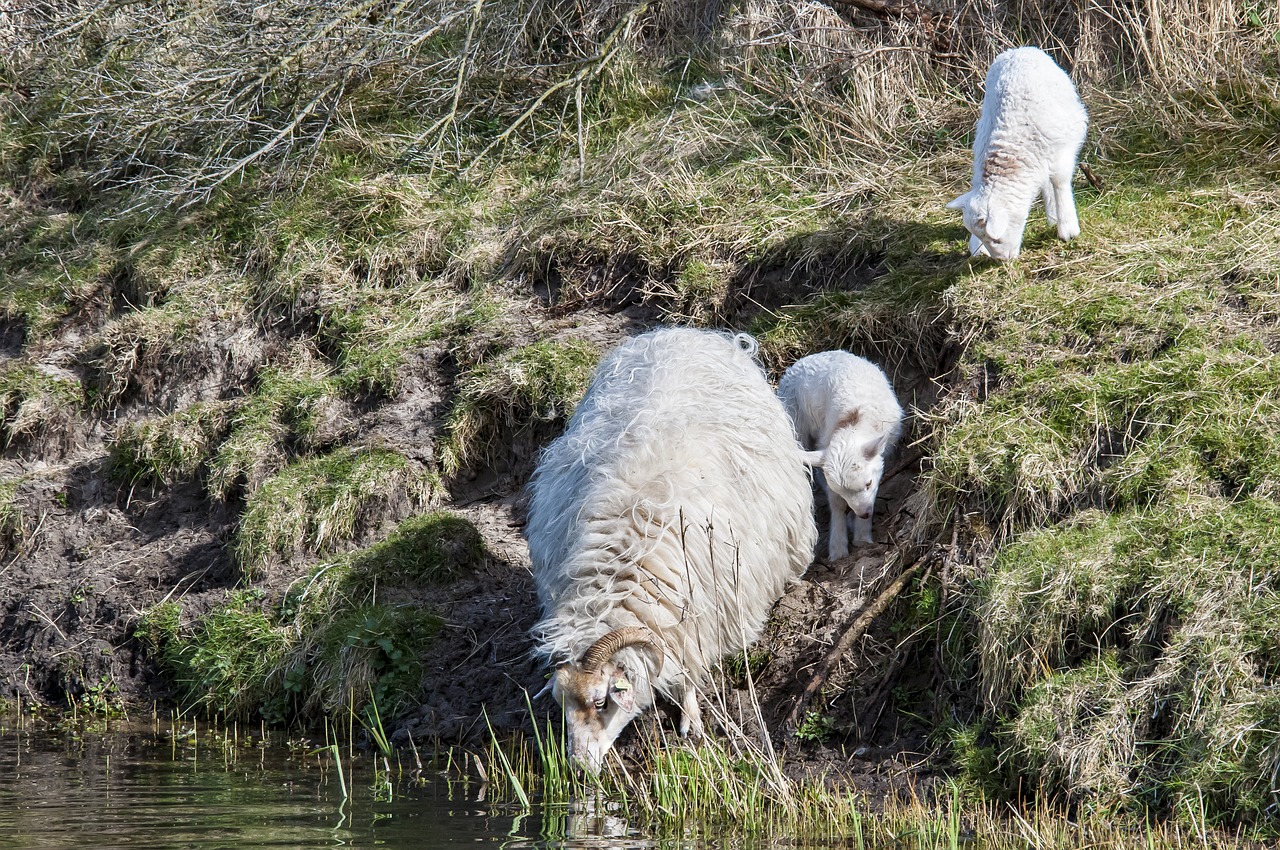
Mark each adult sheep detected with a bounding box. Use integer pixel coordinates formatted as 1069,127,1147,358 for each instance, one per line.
948,46,1088,260
525,327,817,773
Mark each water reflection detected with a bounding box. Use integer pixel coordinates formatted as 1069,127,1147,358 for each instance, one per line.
0,718,666,850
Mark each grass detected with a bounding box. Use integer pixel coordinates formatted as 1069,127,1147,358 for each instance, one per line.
475,715,1274,847
3,0,1280,837
440,338,599,474
920,151,1280,825
234,446,439,575
109,400,237,486
140,510,481,722
0,361,83,449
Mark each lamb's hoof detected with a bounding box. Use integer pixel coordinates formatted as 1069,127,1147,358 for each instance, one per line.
1058,223,1080,241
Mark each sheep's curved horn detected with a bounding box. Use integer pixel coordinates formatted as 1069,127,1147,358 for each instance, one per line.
580,627,659,673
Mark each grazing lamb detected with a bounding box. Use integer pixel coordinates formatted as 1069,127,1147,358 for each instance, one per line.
525,327,817,773
947,46,1088,260
778,351,903,559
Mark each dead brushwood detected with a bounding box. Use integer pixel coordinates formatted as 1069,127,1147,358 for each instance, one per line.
786,552,929,732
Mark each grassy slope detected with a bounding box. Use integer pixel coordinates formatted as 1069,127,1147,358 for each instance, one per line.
2,0,1280,832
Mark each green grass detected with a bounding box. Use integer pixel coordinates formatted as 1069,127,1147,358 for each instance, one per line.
140,511,480,722
441,338,599,474
0,476,26,552
234,447,439,575
922,159,1280,826
138,592,294,720
976,499,1280,824
206,364,342,500
0,361,83,448
109,400,237,486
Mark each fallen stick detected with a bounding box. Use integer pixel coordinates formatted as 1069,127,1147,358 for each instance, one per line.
786,556,927,731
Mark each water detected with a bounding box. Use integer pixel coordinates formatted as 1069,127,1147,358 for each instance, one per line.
0,718,650,850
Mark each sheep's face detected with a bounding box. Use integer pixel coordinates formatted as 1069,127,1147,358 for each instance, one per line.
947,192,1021,260
551,661,641,774
814,432,887,519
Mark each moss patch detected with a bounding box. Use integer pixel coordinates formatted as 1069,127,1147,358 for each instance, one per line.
140,511,482,722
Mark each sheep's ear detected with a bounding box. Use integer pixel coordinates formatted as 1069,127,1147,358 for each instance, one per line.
800,449,825,468
985,207,1007,241
611,674,636,712
862,434,887,461
946,192,970,211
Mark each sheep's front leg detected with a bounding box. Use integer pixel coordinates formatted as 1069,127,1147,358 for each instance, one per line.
852,511,874,546
1050,163,1080,241
679,687,704,741
827,488,850,560
1042,175,1058,226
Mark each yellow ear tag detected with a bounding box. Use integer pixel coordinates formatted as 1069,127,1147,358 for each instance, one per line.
613,677,631,691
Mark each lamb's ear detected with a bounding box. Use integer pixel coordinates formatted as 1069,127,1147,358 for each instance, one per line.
862,434,888,461
800,450,825,468
985,206,1007,241
946,192,970,211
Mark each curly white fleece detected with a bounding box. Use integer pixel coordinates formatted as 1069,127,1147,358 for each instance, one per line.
525,327,817,711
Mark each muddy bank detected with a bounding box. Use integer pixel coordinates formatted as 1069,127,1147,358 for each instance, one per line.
0,274,951,797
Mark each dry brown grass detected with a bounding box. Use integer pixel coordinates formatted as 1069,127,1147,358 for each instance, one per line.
4,0,1270,210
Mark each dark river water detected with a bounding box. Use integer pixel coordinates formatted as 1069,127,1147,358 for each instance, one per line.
0,717,657,850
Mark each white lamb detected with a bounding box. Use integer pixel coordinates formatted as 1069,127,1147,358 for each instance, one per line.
525,327,817,772
947,46,1088,261
778,351,903,560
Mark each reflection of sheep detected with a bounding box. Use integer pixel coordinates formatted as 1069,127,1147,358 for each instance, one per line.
778,351,903,559
526,327,816,773
948,46,1088,261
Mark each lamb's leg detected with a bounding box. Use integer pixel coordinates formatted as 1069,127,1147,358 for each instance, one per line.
852,511,874,546
1051,159,1080,241
827,488,850,560
1042,175,1058,226
679,687,704,741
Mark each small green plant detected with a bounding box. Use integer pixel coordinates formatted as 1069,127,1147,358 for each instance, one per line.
793,710,835,744
75,676,125,719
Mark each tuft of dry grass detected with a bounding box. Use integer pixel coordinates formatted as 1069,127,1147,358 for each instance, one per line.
233,446,439,575
440,337,598,475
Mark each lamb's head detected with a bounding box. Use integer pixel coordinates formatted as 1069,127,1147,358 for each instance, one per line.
803,428,889,520
947,191,1023,261
550,627,659,774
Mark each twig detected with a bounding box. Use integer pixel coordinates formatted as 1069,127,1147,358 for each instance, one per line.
1079,162,1104,193
786,555,926,731
856,625,927,741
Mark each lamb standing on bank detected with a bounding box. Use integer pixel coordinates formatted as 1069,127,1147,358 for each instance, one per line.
779,351,903,560
526,327,817,773
948,46,1088,260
